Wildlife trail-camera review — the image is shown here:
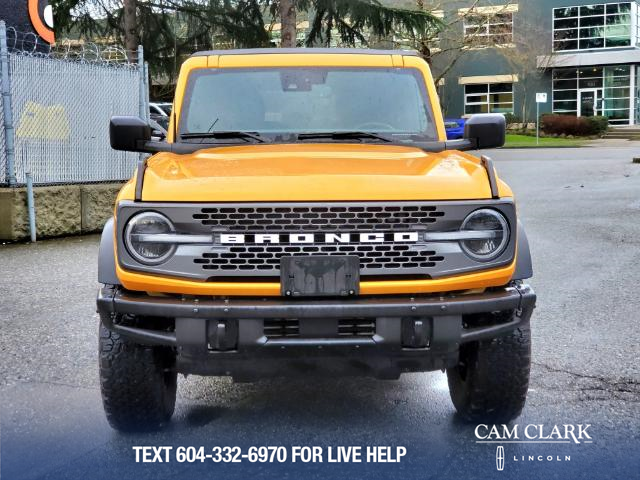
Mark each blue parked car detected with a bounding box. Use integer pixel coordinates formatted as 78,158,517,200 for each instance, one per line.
444,118,465,140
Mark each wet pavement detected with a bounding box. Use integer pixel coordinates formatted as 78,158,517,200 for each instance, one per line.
1,147,639,480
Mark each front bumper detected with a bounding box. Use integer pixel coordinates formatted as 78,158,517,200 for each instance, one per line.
97,284,535,380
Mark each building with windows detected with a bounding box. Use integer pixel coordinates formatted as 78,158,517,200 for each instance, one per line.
435,0,640,125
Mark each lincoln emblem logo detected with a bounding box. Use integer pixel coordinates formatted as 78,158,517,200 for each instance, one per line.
496,446,505,471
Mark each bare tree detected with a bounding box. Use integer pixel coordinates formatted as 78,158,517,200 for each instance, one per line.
279,0,297,47
123,0,138,61
398,0,515,85
498,17,555,125
52,0,269,90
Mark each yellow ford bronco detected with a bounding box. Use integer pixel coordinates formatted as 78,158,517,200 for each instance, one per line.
97,48,535,432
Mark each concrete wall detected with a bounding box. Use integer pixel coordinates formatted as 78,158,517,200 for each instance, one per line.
0,183,123,241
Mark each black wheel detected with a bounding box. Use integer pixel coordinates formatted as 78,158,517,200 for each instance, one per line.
99,319,177,432
447,326,531,423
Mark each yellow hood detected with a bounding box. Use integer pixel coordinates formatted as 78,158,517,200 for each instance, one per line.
118,143,511,202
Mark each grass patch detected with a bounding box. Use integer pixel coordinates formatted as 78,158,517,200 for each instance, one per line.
504,134,587,148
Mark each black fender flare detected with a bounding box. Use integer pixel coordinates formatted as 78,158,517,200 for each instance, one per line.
98,218,121,285
513,220,533,280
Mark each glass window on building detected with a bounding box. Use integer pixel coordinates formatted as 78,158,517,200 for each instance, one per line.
603,65,632,123
552,65,632,124
464,83,513,114
463,12,514,45
553,2,633,51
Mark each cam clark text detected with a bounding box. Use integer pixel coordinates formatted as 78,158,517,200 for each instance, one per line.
133,446,407,463
475,424,592,444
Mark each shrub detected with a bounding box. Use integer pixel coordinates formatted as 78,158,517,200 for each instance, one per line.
585,116,610,135
503,112,521,127
540,114,609,136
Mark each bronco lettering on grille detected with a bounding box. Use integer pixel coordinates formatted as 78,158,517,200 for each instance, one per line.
219,232,420,244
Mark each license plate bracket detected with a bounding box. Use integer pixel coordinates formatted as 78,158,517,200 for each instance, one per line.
280,255,360,297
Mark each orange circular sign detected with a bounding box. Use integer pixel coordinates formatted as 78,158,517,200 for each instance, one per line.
28,0,55,44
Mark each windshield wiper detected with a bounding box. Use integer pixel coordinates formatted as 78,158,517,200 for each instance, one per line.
180,131,267,143
296,131,393,143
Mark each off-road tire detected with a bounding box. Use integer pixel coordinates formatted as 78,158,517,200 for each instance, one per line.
447,326,531,423
99,320,177,432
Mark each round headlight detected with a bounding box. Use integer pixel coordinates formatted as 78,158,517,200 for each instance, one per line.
459,209,509,261
124,212,176,265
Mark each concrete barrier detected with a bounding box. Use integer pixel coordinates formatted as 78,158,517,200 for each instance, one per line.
0,182,123,241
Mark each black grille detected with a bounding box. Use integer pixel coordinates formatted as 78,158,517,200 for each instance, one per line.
193,204,445,231
196,244,444,272
263,319,375,339
264,319,299,338
188,202,451,276
338,319,376,337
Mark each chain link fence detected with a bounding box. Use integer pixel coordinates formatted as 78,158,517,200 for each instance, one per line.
0,83,5,184
0,23,146,186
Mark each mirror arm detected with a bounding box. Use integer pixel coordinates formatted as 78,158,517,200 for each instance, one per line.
139,141,232,154
140,140,173,152
415,138,478,153
445,138,477,151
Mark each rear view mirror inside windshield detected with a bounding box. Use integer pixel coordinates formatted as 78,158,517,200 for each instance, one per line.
280,70,328,91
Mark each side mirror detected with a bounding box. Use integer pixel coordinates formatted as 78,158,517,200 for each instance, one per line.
109,116,151,152
464,114,506,149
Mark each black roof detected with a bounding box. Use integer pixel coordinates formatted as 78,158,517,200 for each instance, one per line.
191,48,420,57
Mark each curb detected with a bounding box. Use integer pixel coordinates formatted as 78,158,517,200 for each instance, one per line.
500,145,591,149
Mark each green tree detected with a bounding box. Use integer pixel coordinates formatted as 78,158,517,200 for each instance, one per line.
52,0,442,93
267,0,442,48
51,0,270,80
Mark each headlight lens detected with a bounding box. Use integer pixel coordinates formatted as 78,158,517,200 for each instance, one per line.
459,209,510,261
124,212,176,264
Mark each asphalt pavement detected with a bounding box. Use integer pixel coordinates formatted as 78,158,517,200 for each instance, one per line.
1,146,639,480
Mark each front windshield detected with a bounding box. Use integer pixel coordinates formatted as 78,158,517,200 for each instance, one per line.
179,67,438,142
